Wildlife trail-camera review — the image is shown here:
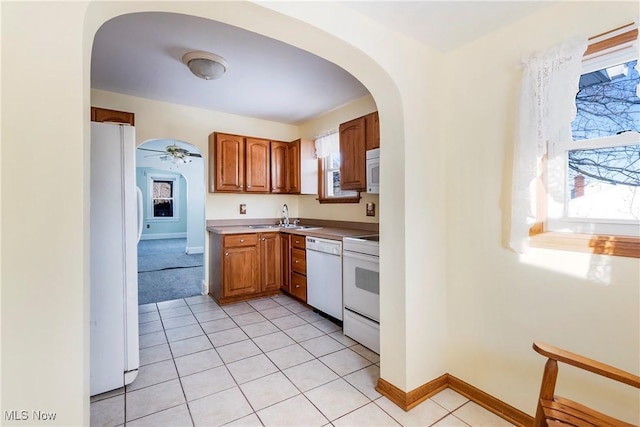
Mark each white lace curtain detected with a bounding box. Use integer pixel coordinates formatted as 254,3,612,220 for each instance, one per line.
314,130,339,158
510,37,588,253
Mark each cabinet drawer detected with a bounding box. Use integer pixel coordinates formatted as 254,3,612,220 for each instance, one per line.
291,235,306,249
291,248,306,275
290,273,307,301
224,234,258,248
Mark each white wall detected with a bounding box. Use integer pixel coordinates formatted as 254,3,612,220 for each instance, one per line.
443,2,640,422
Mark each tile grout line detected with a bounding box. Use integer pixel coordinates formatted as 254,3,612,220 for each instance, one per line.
224,298,378,425
114,294,389,427
102,296,483,427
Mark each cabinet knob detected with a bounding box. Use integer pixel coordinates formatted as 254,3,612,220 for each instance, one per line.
295,260,300,263
295,284,300,288
247,185,251,189
295,240,299,244
261,237,265,241
225,252,229,256
240,239,244,243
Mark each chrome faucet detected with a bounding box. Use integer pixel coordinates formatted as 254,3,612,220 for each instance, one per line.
282,204,289,226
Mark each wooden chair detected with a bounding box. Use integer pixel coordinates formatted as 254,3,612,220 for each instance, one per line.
533,342,640,427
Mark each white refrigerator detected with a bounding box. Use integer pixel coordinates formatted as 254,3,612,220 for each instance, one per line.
90,122,141,396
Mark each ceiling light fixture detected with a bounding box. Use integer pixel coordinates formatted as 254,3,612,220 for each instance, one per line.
182,51,228,80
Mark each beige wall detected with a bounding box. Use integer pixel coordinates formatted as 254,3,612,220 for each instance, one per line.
443,2,640,422
2,3,412,425
92,89,302,221
2,2,89,424
2,1,637,426
92,90,382,224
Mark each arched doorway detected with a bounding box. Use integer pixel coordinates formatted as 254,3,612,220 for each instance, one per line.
135,139,206,304
84,3,409,423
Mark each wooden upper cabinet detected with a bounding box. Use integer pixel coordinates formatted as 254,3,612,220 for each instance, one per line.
270,142,288,193
365,112,380,150
91,107,135,126
287,140,301,194
209,132,307,194
339,116,367,191
271,140,301,194
211,133,245,192
245,138,271,193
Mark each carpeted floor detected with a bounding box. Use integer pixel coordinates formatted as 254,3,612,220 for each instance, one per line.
137,238,203,305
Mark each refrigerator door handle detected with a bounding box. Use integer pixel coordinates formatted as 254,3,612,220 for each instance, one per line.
136,186,143,243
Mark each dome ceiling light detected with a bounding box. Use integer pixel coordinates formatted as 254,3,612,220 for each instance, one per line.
182,51,228,80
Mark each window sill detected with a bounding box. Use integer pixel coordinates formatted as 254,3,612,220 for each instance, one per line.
317,196,361,204
529,229,640,259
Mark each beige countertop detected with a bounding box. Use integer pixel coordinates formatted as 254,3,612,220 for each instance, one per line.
206,225,376,241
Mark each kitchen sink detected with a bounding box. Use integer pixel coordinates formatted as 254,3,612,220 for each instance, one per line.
248,224,321,230
283,225,321,230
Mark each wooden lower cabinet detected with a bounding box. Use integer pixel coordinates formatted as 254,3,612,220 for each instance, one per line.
281,234,307,303
280,233,291,293
223,245,260,298
260,233,280,293
290,272,307,301
209,232,280,304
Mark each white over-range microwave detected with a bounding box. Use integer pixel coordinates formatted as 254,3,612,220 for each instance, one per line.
366,148,380,194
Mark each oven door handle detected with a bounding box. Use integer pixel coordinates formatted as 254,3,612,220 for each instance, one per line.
343,250,379,263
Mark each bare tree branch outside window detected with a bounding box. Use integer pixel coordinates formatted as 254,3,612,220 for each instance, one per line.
570,60,640,188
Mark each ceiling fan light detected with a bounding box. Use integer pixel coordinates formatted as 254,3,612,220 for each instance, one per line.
182,51,228,80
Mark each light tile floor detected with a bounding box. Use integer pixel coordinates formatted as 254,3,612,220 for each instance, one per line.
91,294,515,427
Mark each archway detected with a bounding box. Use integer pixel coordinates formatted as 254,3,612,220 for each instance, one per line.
84,0,411,412
135,139,206,304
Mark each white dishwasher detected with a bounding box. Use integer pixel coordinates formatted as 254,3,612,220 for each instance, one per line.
306,236,343,321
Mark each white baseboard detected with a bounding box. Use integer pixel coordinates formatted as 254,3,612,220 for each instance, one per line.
140,232,187,240
186,246,204,254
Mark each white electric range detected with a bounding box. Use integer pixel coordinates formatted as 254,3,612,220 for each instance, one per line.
342,234,379,353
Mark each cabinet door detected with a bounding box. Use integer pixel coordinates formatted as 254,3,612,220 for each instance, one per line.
223,246,260,297
91,107,135,126
270,142,288,193
365,112,380,150
212,133,244,192
280,233,291,292
287,140,301,194
245,138,270,192
260,233,281,292
339,116,366,191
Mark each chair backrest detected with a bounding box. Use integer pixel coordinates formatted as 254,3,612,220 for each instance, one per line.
533,342,640,427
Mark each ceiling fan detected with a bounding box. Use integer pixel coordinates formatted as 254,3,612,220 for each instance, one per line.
137,143,202,165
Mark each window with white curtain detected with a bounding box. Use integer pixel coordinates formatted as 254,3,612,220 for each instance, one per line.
315,131,359,202
547,32,639,236
511,24,639,256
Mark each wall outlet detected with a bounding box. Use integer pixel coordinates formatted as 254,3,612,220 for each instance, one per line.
146,224,150,228
366,202,375,217
239,204,247,214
